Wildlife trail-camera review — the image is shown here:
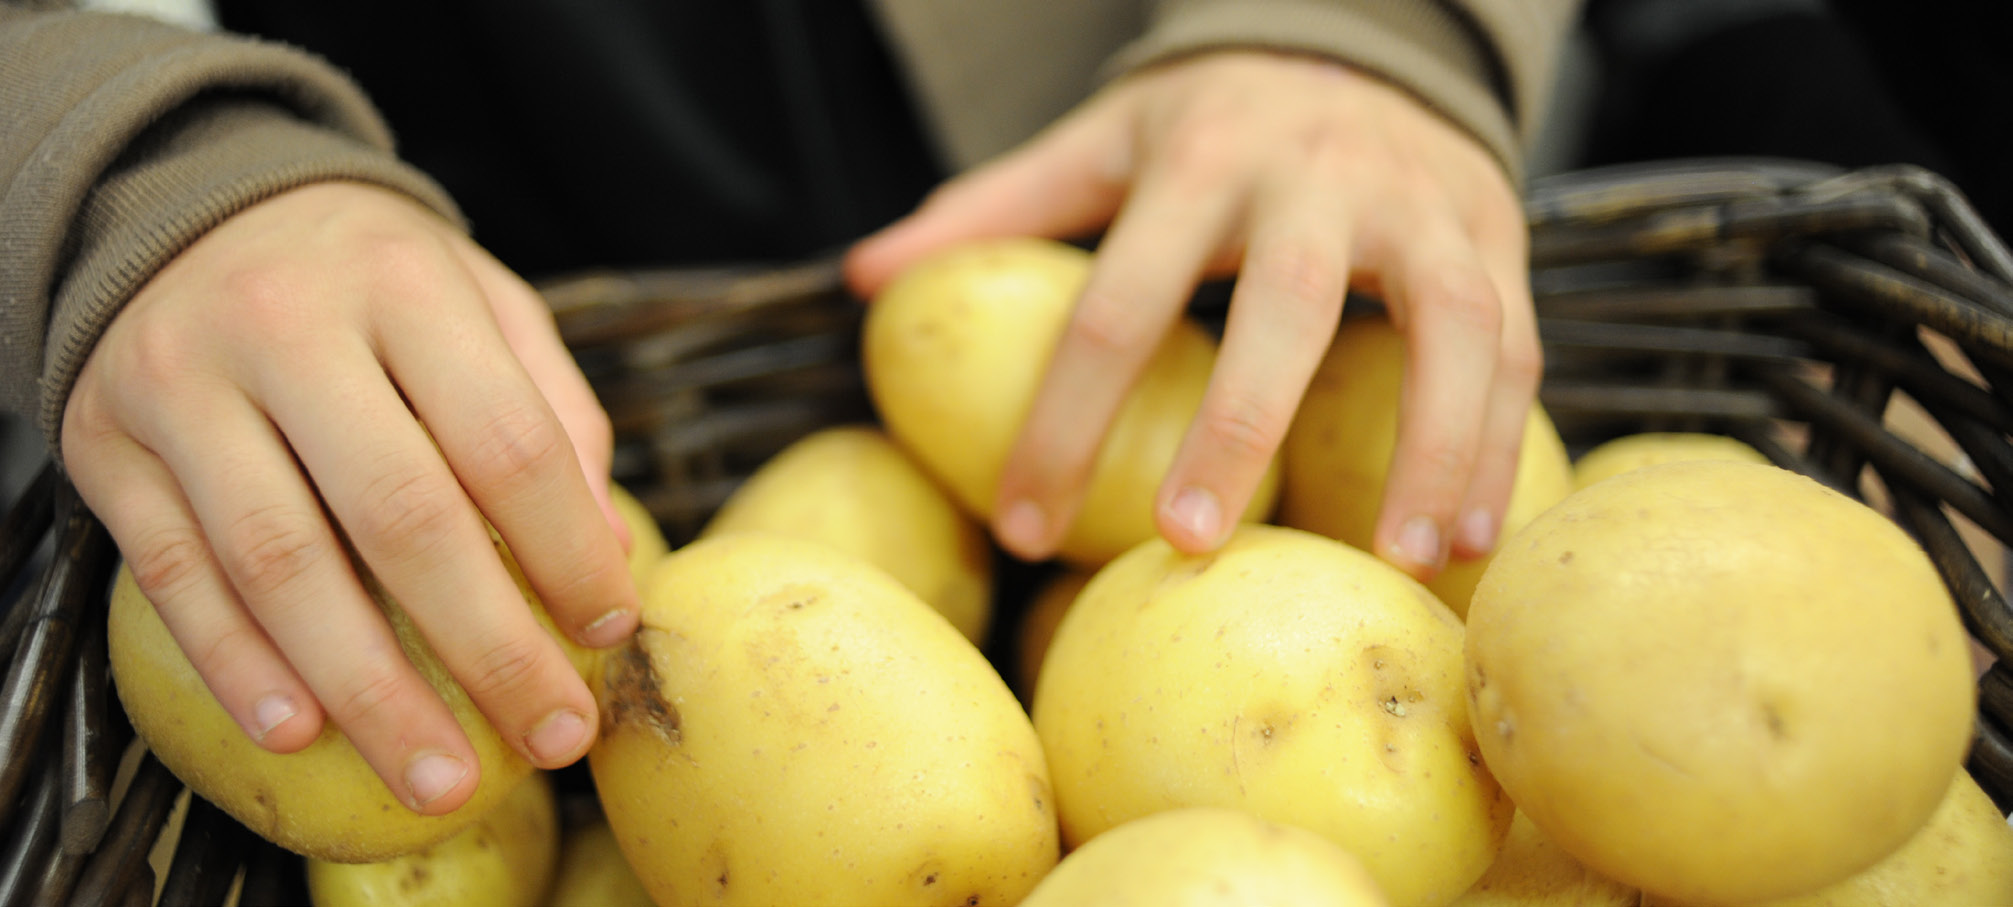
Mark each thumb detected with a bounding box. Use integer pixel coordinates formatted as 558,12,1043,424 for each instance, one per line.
844,99,1133,299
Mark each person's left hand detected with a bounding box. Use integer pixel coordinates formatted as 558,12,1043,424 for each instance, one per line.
844,50,1539,582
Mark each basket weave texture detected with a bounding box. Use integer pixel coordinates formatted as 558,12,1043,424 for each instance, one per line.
3,157,2012,900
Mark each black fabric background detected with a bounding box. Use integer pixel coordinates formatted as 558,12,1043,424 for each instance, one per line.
215,0,945,279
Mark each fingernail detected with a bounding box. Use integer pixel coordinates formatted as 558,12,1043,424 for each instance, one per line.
1457,507,1499,554
251,694,297,741
404,752,469,810
580,607,635,648
1167,486,1224,547
1391,516,1444,571
998,499,1047,556
525,709,589,764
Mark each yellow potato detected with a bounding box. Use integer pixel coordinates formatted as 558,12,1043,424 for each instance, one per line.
1280,316,1574,618
589,533,1060,905
1021,807,1391,907
1715,769,2013,906
701,424,994,643
1466,460,1977,905
1034,524,1510,907
609,481,670,585
863,237,1278,567
1014,567,1092,700
306,771,559,907
107,535,540,862
1571,431,1771,490
547,813,654,907
1450,812,1637,906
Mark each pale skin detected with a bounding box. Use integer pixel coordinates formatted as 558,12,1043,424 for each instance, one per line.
60,49,1535,813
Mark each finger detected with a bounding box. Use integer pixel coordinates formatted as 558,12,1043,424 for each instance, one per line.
131,388,484,815
457,244,631,552
258,328,604,774
1450,214,1541,559
992,166,1243,561
1155,181,1352,553
375,254,639,655
62,405,324,756
844,99,1131,298
1364,201,1505,580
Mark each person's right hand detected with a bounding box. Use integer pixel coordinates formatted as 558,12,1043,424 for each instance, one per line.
60,181,640,816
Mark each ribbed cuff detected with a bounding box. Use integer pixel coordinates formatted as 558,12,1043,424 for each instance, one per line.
0,10,462,454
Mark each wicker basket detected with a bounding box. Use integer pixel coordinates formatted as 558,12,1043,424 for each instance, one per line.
4,156,2012,902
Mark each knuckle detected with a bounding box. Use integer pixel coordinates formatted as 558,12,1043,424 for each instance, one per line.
353,466,465,558
327,666,410,732
1200,395,1288,462
1160,119,1245,189
1407,440,1478,495
465,406,570,493
223,506,326,601
188,622,266,688
218,265,316,343
1066,295,1155,359
1253,244,1343,316
1420,269,1504,336
456,634,549,704
355,232,452,290
126,526,211,603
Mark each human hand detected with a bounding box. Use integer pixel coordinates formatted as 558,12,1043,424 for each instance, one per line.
845,50,1538,581
61,182,640,815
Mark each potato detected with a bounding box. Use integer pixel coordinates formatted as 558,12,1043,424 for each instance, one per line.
547,813,654,907
1021,807,1390,907
700,424,993,643
1571,431,1770,490
107,534,542,862
1280,315,1574,618
609,481,670,585
1033,524,1510,907
306,771,558,906
589,533,1059,905
1717,769,2013,906
1466,460,1977,905
1450,812,1637,906
863,237,1278,567
1014,567,1092,699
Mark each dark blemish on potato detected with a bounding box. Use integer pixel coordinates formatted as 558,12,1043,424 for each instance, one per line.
1762,702,1787,740
965,896,981,906
400,865,430,892
762,583,824,614
601,633,681,744
1558,550,1574,565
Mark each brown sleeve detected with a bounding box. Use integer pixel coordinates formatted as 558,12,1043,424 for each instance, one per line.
0,6,464,454
1106,0,1586,184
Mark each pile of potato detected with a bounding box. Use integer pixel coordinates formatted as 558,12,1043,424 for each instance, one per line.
106,238,2013,905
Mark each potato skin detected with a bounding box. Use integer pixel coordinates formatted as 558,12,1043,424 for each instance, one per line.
1280,316,1573,618
589,533,1059,906
1021,807,1391,907
701,425,994,643
1571,431,1770,491
1033,524,1510,907
306,771,559,907
107,543,536,862
863,237,1277,567
1466,460,1977,905
1725,769,2013,906
1450,812,1638,906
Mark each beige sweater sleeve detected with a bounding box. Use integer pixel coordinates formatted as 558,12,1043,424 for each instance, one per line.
1109,0,1586,184
0,5,462,453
